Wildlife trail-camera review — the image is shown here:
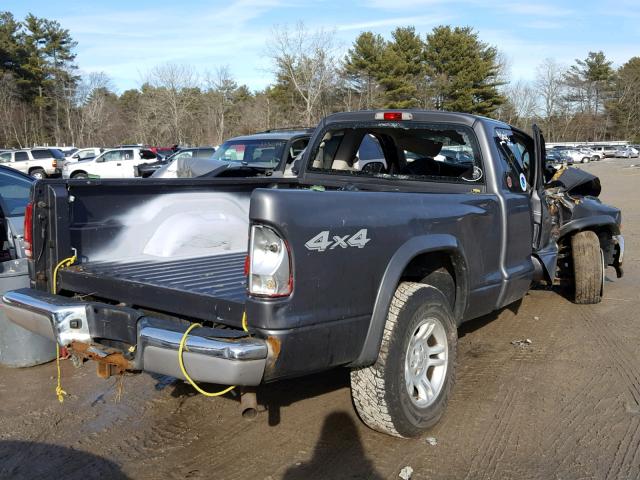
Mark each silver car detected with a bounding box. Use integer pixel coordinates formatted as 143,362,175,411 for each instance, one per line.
615,146,639,158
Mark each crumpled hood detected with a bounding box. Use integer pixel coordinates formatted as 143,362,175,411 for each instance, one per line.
546,167,601,197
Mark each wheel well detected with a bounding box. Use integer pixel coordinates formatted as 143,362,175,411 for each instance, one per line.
71,170,87,177
400,251,466,322
28,167,44,173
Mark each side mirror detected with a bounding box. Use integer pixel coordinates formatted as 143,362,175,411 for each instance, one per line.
361,161,385,174
96,157,104,163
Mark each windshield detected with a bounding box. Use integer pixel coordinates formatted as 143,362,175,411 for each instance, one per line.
211,139,287,168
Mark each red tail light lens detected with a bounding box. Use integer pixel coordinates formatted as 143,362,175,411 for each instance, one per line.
24,202,33,259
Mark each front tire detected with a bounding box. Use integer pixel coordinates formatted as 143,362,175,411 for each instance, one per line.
71,172,89,179
572,231,603,304
350,282,457,437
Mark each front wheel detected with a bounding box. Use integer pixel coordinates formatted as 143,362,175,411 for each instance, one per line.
572,231,603,304
71,172,89,179
350,282,457,437
582,157,590,163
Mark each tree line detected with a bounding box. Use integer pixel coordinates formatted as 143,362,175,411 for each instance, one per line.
0,11,639,148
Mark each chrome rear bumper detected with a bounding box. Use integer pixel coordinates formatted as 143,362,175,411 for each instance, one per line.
1,289,267,386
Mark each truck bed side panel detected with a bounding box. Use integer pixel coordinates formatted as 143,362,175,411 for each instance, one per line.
247,188,503,331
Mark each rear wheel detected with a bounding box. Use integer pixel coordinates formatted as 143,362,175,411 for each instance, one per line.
350,282,457,437
572,230,603,304
29,168,45,179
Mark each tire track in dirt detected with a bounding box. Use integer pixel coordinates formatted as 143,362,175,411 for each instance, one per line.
531,300,640,480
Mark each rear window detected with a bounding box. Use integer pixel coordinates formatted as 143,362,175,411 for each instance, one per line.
140,149,157,160
50,149,65,159
307,123,483,184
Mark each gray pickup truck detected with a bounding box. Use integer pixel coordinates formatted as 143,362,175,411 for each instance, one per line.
1,110,624,438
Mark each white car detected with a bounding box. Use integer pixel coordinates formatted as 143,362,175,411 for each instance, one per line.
57,147,105,169
62,148,159,179
0,148,64,178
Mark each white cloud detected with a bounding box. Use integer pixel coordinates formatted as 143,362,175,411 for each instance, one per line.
336,14,452,31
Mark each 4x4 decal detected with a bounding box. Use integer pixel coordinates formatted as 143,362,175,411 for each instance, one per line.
305,229,370,252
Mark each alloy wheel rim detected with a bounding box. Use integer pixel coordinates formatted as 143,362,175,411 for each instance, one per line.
404,317,448,408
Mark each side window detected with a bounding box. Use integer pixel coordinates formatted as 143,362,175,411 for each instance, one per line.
102,150,121,162
15,151,28,161
174,151,194,160
287,138,309,163
78,150,94,159
0,153,11,163
31,149,49,159
495,128,533,193
195,148,216,158
121,150,134,160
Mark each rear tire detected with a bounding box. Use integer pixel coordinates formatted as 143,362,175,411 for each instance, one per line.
350,282,457,437
572,231,603,304
29,168,45,179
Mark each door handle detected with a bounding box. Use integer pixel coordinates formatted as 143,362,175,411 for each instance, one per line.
117,163,121,166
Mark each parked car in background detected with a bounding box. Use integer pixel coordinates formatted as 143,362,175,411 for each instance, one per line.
552,146,590,163
153,129,311,178
62,148,159,179
576,146,602,160
0,148,63,179
615,146,639,158
57,147,105,170
546,149,572,167
136,147,217,178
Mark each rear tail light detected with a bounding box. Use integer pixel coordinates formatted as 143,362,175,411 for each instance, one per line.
24,202,33,259
248,225,292,297
375,111,413,121
52,160,57,168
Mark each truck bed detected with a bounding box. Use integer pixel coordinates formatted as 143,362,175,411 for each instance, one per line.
58,252,247,324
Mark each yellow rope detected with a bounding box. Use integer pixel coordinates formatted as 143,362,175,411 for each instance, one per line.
241,311,248,332
51,251,77,403
178,322,236,397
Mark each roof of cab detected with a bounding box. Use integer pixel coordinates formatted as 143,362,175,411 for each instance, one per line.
321,109,510,129
227,129,313,142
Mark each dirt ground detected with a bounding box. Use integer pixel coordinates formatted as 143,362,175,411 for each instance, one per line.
1,157,640,480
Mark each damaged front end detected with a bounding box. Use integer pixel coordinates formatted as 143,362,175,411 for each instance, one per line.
544,166,624,283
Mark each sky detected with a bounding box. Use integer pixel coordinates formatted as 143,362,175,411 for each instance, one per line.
4,0,640,93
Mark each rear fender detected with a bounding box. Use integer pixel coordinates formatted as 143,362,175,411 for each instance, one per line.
351,234,468,367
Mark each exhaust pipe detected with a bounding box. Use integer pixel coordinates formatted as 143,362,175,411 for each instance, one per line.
240,388,258,419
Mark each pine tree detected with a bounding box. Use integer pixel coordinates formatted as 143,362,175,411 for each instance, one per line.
423,26,504,116
343,31,386,109
378,27,425,108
